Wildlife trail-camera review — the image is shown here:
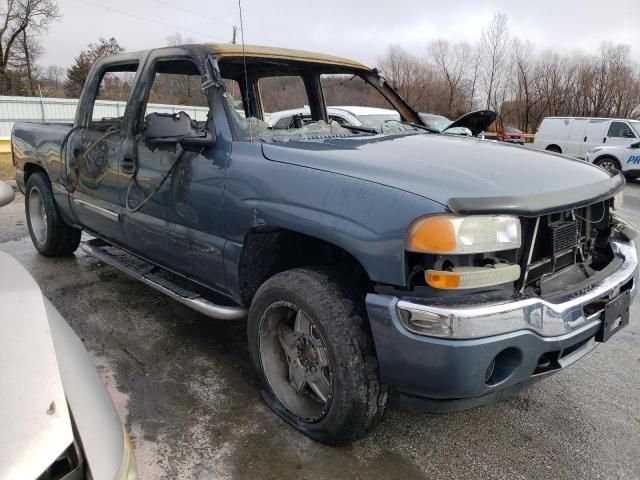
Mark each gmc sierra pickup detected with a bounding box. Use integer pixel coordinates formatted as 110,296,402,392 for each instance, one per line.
11,43,638,445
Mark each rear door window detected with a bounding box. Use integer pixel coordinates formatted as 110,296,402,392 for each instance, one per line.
90,63,139,127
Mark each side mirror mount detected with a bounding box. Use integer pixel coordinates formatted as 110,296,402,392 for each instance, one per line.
180,131,216,152
0,181,15,208
631,141,640,149
143,112,195,144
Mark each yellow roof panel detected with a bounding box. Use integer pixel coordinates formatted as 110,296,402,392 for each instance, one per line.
207,43,369,70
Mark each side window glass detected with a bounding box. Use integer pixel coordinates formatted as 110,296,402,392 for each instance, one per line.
608,121,635,138
90,63,138,128
143,60,209,129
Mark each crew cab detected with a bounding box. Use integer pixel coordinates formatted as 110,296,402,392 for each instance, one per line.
11,43,638,445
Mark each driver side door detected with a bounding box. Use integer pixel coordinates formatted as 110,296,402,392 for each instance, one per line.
120,51,228,291
606,121,638,147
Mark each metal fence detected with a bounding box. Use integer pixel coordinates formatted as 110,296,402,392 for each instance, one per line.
0,95,209,137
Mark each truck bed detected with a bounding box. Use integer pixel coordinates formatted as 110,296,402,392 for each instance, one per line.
12,121,73,189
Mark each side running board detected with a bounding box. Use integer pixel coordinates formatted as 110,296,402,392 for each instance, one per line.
81,239,247,320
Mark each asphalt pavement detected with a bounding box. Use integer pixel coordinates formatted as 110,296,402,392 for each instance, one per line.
1,181,639,480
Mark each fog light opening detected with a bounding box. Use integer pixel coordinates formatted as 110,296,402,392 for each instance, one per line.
486,347,522,386
484,358,496,383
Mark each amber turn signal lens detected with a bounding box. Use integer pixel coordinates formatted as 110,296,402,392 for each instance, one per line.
425,265,521,290
406,216,456,253
425,271,461,289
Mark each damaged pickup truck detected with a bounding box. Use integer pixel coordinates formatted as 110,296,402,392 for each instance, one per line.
12,43,638,446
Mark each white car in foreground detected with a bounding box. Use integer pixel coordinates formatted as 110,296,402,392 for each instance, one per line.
0,181,138,480
586,141,640,178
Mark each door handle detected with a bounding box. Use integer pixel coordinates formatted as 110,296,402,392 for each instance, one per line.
583,136,587,142
121,156,135,174
603,137,607,143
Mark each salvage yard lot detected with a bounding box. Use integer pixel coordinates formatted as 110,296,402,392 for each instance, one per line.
1,183,640,479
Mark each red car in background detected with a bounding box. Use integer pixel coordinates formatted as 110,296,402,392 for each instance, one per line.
497,127,525,145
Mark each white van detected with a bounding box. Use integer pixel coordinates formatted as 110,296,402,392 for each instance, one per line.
532,117,640,159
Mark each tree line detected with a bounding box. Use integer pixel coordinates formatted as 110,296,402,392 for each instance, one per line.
378,13,640,131
1,2,639,131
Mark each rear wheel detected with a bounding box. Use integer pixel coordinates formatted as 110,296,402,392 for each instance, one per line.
594,156,621,174
248,267,388,445
25,173,81,256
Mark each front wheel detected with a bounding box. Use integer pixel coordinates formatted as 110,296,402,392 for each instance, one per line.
247,267,388,445
594,156,621,174
25,172,81,256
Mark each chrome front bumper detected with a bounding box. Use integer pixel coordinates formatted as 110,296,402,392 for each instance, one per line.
397,239,638,339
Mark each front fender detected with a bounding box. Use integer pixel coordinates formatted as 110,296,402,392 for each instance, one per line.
223,143,444,291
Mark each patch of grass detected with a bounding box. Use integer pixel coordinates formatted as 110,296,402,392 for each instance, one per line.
0,154,14,181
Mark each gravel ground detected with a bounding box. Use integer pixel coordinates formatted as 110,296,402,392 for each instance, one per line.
1,179,639,480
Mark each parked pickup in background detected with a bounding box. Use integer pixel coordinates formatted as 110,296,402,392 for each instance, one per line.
11,43,639,445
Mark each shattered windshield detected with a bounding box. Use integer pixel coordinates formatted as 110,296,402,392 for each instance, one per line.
219,61,426,142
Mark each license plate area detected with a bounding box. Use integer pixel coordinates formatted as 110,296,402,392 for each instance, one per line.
596,290,630,342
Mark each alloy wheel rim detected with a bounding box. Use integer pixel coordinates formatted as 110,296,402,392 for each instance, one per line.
259,301,333,420
600,161,617,172
28,187,47,245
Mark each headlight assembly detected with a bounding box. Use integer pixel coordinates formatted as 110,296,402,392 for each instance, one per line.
405,214,521,254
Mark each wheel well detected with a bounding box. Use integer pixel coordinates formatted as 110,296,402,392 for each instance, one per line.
238,227,371,306
23,163,49,185
546,144,562,153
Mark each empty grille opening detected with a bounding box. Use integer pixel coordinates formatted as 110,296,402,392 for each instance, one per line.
520,200,612,291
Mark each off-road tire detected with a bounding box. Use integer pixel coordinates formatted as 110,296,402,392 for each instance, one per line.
25,172,81,256
247,267,388,445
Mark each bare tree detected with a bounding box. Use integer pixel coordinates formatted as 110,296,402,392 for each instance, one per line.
429,39,471,117
0,0,60,93
480,12,510,114
511,38,539,132
465,45,483,111
378,44,439,112
64,37,124,98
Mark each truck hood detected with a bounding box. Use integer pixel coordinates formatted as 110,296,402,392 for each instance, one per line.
0,252,73,479
262,133,621,215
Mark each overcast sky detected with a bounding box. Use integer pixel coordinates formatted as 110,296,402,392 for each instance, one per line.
44,0,640,68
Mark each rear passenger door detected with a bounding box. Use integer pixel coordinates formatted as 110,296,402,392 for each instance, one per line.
121,50,229,291
68,56,142,244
